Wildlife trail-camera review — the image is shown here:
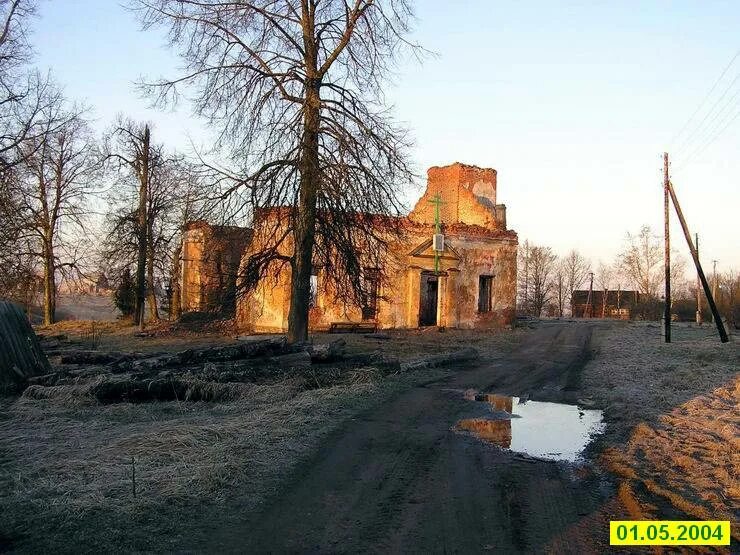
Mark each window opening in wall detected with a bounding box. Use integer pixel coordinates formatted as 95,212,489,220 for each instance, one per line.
362,268,380,320
478,275,493,313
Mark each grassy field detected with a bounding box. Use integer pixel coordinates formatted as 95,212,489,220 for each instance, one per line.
3,320,736,551
0,323,523,553
582,322,739,540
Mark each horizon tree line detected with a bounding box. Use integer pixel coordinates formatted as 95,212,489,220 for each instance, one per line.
516,224,739,323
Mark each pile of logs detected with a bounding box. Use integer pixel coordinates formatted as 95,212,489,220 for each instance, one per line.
22,335,478,404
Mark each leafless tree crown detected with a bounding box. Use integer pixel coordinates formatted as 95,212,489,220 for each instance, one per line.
133,1,422,340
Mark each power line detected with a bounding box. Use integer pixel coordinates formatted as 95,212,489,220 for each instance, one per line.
674,68,740,158
678,102,740,168
670,48,740,147
676,80,740,163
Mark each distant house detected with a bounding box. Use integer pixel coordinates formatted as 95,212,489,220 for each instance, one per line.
571,289,640,319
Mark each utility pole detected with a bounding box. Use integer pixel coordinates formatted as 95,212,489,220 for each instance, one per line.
586,272,594,318
523,241,529,316
695,233,702,325
712,260,718,301
667,181,728,342
663,152,671,343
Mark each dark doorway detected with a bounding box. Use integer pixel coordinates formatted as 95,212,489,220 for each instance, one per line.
419,273,438,326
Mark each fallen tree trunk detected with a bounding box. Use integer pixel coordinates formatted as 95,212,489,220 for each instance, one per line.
88,373,255,403
310,339,347,363
110,337,303,373
400,347,479,372
344,351,400,372
60,350,142,365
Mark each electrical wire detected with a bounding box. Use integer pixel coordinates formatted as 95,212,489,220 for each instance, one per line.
677,103,740,169
670,48,740,148
674,69,740,159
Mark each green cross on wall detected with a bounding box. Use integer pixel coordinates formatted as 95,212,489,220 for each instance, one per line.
428,192,444,272
428,192,443,234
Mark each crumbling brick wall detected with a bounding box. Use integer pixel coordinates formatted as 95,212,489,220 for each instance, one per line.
181,222,252,315
235,162,518,332
408,162,507,231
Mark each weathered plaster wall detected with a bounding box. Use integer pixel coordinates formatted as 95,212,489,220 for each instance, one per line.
226,162,517,332
181,225,206,312
180,222,252,314
239,222,517,332
408,162,505,231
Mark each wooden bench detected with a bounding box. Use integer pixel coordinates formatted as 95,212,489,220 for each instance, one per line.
328,321,378,334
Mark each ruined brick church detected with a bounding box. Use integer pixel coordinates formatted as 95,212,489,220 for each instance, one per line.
180,162,518,331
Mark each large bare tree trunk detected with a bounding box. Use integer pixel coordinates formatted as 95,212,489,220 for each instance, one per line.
169,240,182,321
287,26,320,345
146,221,159,322
134,126,150,330
288,87,319,343
42,240,55,326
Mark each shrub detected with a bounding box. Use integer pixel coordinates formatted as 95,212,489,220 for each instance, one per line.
113,269,136,317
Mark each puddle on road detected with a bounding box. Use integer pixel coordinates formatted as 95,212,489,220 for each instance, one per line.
456,394,605,462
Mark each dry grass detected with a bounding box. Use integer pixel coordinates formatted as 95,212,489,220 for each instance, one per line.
0,368,451,552
583,322,738,443
582,322,739,539
1,324,524,551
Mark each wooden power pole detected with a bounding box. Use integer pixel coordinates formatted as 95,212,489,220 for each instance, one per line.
695,233,702,324
586,272,594,318
663,152,671,343
667,181,729,343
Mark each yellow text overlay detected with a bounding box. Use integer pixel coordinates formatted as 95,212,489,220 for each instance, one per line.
610,521,730,546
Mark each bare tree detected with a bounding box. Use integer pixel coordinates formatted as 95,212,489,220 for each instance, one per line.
104,117,167,328
7,95,98,324
0,0,58,169
553,258,566,317
561,249,591,315
0,171,41,311
518,241,557,317
619,225,662,299
0,0,35,164
133,0,420,343
103,149,212,322
594,261,616,317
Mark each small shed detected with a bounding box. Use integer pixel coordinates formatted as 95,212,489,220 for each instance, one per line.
0,300,51,391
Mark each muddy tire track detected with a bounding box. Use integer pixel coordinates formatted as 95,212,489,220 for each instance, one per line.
215,322,607,553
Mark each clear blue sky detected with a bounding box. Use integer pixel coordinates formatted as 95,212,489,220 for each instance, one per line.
33,1,740,271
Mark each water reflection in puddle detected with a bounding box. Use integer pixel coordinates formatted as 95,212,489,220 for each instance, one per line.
456,394,604,462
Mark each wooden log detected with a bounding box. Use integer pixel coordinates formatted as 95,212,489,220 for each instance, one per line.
310,339,347,363
400,348,479,372
363,332,391,340
344,351,401,372
110,337,301,373
60,350,138,365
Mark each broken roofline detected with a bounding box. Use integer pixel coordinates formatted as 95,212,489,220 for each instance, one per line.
252,205,406,225
252,207,517,240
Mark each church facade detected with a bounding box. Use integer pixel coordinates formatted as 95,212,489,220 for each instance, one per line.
181,162,518,332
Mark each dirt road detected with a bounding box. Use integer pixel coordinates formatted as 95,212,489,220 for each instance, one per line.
216,322,613,553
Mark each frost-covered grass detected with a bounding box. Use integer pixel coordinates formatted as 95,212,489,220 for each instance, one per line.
0,372,446,553
583,322,739,538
